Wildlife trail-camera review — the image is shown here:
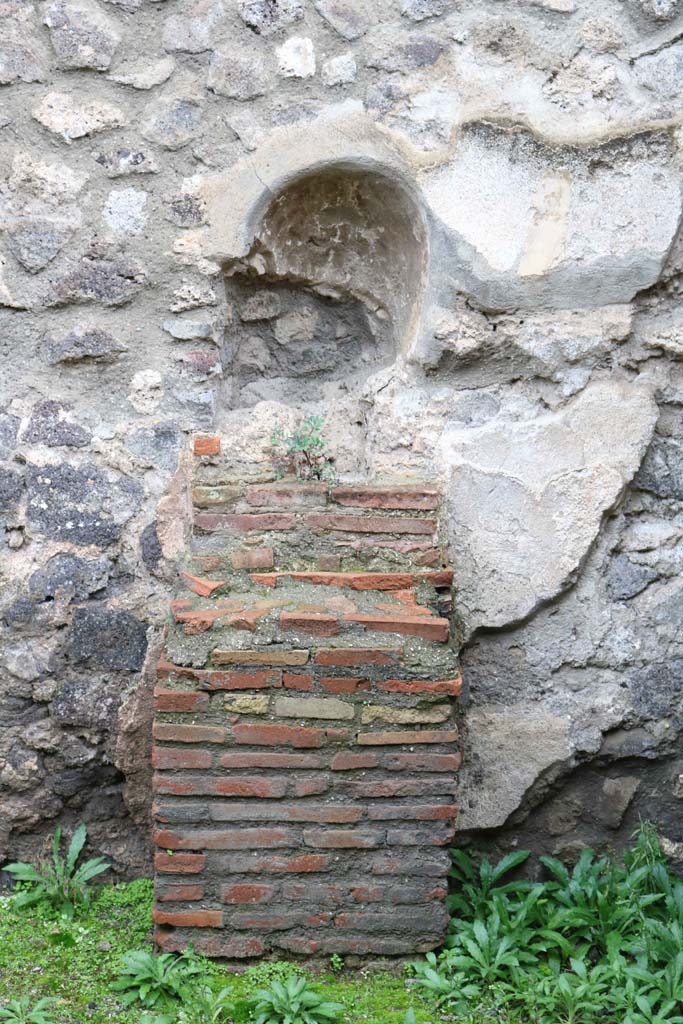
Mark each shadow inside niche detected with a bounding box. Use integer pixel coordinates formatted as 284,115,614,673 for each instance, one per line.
220,166,428,409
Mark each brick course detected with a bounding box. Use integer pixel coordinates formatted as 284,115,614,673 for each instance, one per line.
154,469,461,959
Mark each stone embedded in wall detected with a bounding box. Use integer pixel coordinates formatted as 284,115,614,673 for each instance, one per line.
29,553,112,604
47,255,147,307
42,325,128,365
32,91,126,141
0,19,49,84
103,188,149,238
277,37,316,78
207,51,270,101
321,53,357,86
95,149,160,178
25,461,143,547
162,0,225,54
439,380,658,633
125,423,183,473
314,0,367,40
141,96,203,150
52,677,122,730
108,55,175,89
401,0,453,20
6,217,78,274
44,0,122,71
238,0,304,35
22,400,91,449
66,606,148,671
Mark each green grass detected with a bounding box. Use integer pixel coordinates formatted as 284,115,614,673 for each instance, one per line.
0,880,455,1023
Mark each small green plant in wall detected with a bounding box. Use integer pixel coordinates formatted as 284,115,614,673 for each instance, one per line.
270,414,336,483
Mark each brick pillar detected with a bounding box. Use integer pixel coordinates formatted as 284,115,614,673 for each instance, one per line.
152,437,462,959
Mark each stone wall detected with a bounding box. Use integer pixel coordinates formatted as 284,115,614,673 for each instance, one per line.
1,0,683,882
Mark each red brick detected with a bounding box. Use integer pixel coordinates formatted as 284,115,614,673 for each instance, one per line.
155,883,205,902
152,747,212,770
245,483,328,507
293,776,331,797
303,830,382,849
154,828,299,850
232,723,324,748
230,547,274,570
283,673,314,691
212,649,308,667
367,803,458,821
357,729,459,746
156,657,208,683
175,606,263,634
153,723,226,744
181,572,226,597
330,752,379,771
319,676,369,694
386,827,455,846
231,911,320,930
315,648,401,667
253,570,452,590
211,803,362,824
194,436,220,456
204,669,282,689
153,909,223,928
220,884,275,904
331,486,440,510
304,513,436,535
153,774,288,798
280,611,339,637
231,853,330,874
378,677,462,696
382,752,462,772
220,752,324,770
155,929,264,957
344,613,449,641
154,689,209,712
195,513,295,532
154,852,206,874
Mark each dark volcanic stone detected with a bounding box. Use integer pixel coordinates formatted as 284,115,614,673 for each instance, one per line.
47,256,146,307
65,606,148,671
52,676,121,728
26,461,142,547
636,437,683,499
29,553,112,602
631,659,683,718
0,413,20,458
22,400,91,449
2,595,35,626
0,466,23,510
140,521,162,571
42,325,127,365
606,554,658,601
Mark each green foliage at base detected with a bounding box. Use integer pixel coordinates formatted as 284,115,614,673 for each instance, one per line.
2,823,682,1024
412,823,683,1024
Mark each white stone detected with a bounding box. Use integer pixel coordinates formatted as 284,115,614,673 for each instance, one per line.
277,36,316,79
162,0,224,53
32,91,125,141
439,380,659,633
108,55,175,89
322,53,357,86
103,188,149,237
128,370,162,414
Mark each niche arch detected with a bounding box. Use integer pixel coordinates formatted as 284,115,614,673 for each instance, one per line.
190,116,430,407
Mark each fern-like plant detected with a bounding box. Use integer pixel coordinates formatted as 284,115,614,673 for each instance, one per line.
4,824,109,918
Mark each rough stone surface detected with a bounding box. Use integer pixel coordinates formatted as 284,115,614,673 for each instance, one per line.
0,0,682,904
44,0,121,71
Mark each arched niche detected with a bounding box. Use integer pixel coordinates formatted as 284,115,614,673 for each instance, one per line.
223,163,428,407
